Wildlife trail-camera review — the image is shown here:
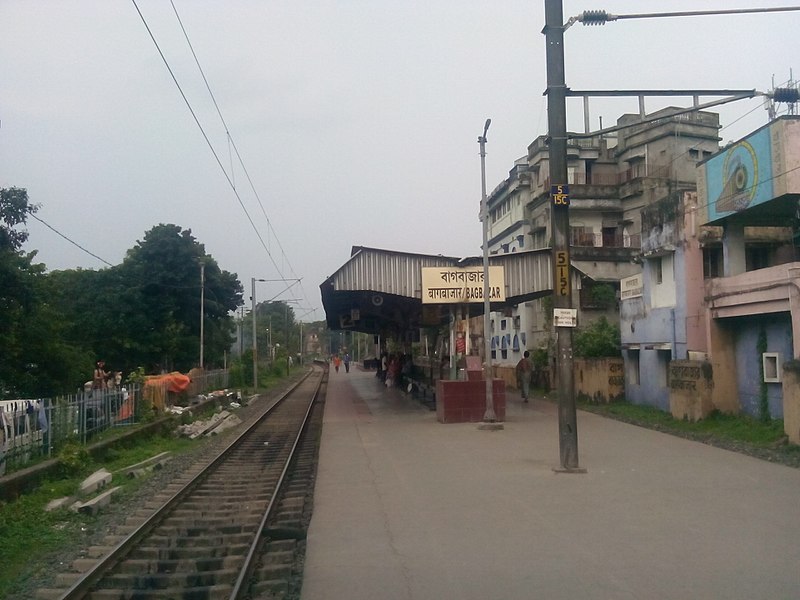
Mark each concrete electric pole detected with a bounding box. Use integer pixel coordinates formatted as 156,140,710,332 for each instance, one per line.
544,0,581,471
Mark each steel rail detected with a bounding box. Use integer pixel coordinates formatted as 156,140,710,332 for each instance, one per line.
57,366,318,600
229,366,323,598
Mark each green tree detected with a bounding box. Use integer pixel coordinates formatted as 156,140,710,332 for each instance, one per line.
2,204,244,393
0,188,90,396
253,300,296,360
574,316,621,358
118,224,242,372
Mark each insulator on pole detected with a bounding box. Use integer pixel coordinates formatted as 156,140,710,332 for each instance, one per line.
772,87,800,103
580,10,609,25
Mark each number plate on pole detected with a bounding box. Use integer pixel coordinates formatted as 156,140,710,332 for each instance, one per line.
551,184,570,206
555,250,570,297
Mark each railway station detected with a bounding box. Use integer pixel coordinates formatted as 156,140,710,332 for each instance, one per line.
320,245,582,409
320,244,574,421
311,247,800,598
320,245,563,338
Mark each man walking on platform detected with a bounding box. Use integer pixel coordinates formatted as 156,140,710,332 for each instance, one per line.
515,350,532,402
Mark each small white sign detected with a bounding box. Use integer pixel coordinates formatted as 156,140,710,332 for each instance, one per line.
620,273,643,300
554,308,577,327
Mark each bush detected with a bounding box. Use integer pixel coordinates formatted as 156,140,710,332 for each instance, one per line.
574,317,621,358
57,440,90,477
228,360,247,388
588,283,616,309
532,348,549,369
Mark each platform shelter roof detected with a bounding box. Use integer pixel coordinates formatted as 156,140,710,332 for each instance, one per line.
320,246,560,335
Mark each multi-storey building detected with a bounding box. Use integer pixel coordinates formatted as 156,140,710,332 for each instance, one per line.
484,106,721,380
620,116,800,437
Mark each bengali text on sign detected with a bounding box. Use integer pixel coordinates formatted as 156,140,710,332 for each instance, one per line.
421,266,506,304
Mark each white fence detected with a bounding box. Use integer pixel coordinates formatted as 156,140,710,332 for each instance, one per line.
0,386,141,476
0,368,229,476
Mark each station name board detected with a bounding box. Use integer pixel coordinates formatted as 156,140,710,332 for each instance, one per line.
421,266,505,304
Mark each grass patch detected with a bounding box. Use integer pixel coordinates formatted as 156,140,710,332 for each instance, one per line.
0,481,89,597
0,433,199,599
581,400,794,449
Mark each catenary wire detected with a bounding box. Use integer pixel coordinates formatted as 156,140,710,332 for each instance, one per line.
168,0,314,311
130,0,291,290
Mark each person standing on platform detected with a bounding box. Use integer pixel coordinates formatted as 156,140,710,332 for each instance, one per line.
343,352,351,373
380,351,388,381
515,350,532,402
333,354,341,373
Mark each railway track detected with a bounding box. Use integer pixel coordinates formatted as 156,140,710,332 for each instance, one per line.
43,363,326,600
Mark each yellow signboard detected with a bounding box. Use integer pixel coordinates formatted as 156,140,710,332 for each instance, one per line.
421,266,506,304
555,251,570,297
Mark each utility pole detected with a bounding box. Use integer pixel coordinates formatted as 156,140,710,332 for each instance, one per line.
539,1,797,471
199,261,205,370
251,278,258,389
544,0,581,471
239,306,244,356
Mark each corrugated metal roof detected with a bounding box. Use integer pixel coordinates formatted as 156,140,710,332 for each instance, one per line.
321,246,603,333
331,246,456,298
329,246,556,302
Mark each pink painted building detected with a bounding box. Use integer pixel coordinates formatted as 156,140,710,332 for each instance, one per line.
621,116,800,424
697,116,800,419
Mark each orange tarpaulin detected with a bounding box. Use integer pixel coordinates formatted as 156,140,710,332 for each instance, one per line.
143,372,192,410
146,372,191,393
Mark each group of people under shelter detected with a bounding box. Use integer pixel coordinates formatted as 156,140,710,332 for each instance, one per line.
329,345,536,400
376,351,413,388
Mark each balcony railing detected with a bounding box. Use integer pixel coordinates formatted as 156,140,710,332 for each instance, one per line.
570,231,641,249
541,164,675,190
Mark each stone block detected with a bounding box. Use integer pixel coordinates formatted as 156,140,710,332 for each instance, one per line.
79,468,112,495
118,451,173,477
45,496,75,512
76,486,121,515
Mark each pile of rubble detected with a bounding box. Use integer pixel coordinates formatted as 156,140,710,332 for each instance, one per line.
164,389,249,438
176,409,242,439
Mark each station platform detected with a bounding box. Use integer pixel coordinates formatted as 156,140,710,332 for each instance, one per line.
300,366,800,600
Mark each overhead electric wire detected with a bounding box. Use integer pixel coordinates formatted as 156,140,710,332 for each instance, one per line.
28,213,230,296
28,213,113,267
130,0,291,292
167,0,314,311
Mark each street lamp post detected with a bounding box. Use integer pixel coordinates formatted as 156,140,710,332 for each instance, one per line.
479,118,503,430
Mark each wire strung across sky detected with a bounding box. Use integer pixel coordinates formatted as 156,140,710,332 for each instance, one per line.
130,0,314,314
28,212,113,267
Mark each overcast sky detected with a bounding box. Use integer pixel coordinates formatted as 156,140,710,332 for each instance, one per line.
2,1,798,320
